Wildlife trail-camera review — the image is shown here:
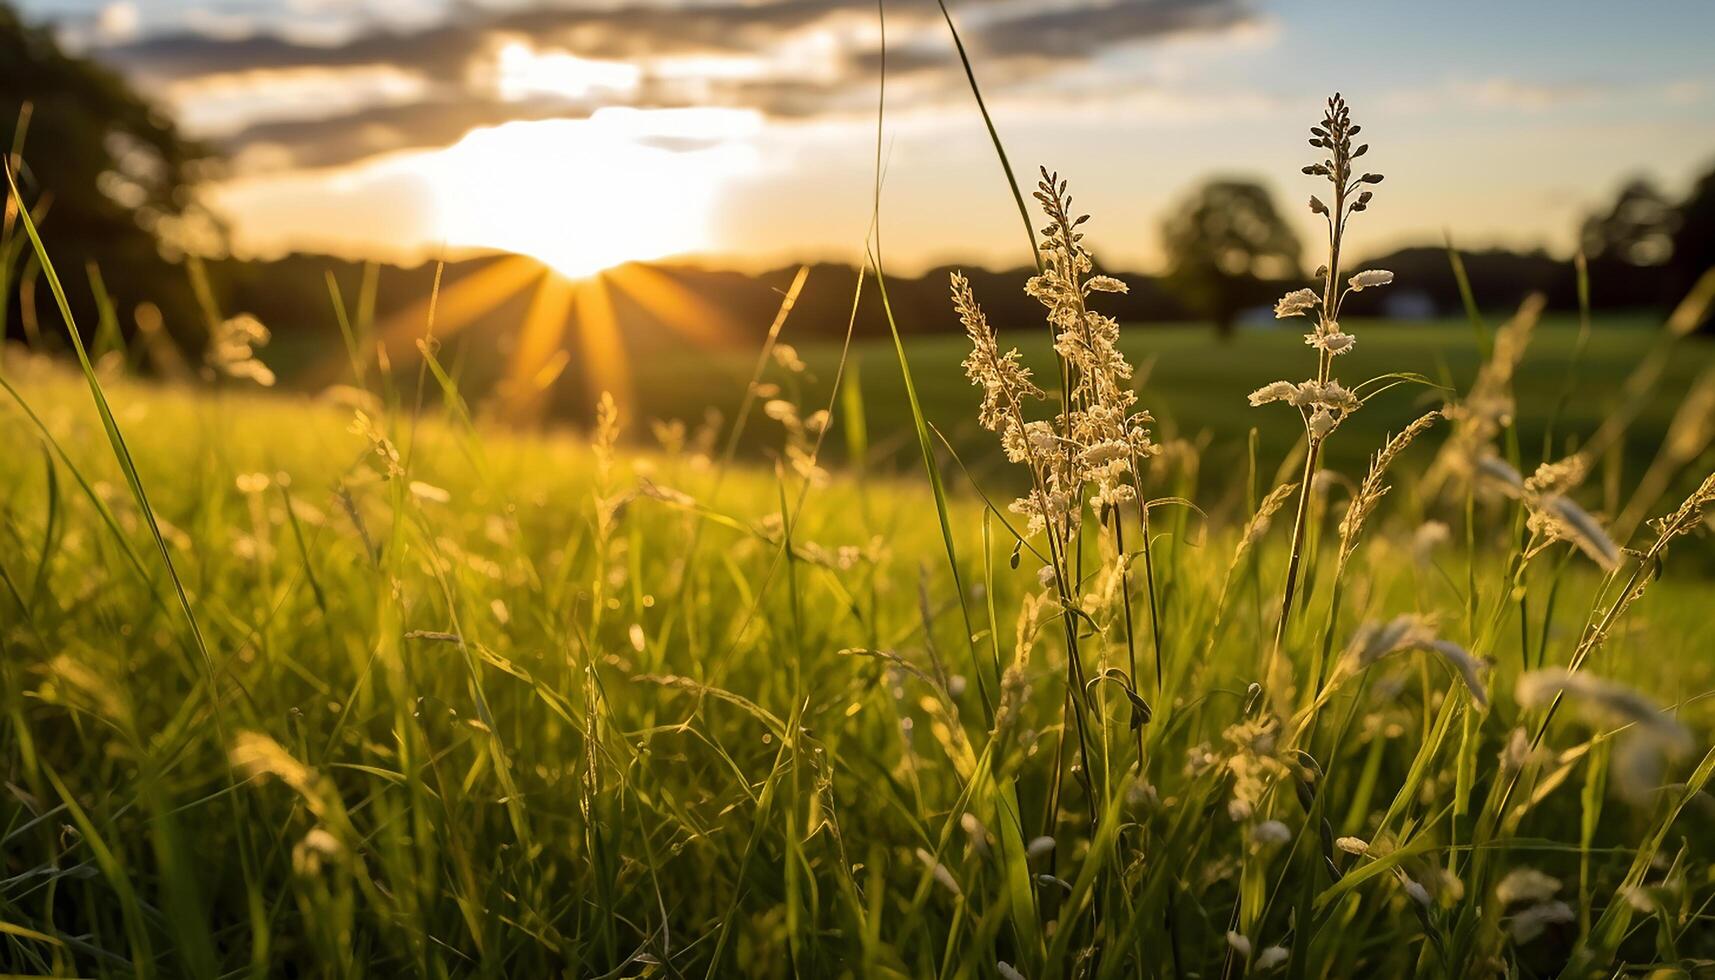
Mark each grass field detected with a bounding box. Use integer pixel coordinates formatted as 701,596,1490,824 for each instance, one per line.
628,314,1703,480
8,82,1715,974
5,277,1715,975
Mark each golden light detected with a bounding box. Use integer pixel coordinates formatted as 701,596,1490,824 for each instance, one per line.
274,107,765,420
486,39,641,102
421,109,760,279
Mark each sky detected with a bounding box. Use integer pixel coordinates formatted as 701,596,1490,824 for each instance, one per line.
22,0,1715,276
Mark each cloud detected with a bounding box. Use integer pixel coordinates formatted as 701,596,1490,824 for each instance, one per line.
973,0,1253,59
224,95,605,169
1459,77,1600,110
88,0,1264,168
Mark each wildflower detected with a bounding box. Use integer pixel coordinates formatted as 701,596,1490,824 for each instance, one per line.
300,827,340,857
1251,820,1292,845
997,963,1026,980
1308,408,1337,439
1304,327,1355,355
292,827,343,875
1496,867,1561,906
1402,877,1432,907
1347,269,1394,291
1274,288,1319,318
207,313,276,386
1256,946,1290,970
408,481,450,504
915,848,961,896
1248,380,1299,407
1224,715,1290,823
1335,836,1369,855
349,410,403,479
235,472,271,495
771,342,806,373
1026,836,1056,861
1509,900,1574,943
1226,931,1252,958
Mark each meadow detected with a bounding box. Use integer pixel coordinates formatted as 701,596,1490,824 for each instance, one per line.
7,103,1715,980
628,315,1695,481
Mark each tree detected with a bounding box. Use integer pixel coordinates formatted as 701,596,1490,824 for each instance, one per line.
1669,163,1715,305
2,1,213,350
1580,177,1678,267
1160,178,1301,338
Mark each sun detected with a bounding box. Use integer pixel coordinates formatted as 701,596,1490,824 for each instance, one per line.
418,109,759,279
316,108,761,418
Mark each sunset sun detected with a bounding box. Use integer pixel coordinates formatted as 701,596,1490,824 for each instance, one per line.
424,110,759,279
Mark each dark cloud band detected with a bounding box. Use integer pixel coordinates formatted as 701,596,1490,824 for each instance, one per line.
93,0,1256,168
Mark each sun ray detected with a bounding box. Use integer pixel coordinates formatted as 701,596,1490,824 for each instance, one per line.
372,253,545,360
600,262,743,348
572,274,633,414
498,270,576,422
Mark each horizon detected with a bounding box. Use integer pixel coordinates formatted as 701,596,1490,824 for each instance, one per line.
14,0,1715,278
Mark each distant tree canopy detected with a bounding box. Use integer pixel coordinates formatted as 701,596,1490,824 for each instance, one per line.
1159,179,1302,338
2,1,213,349
1670,165,1715,301
1580,178,1679,267
1574,164,1715,320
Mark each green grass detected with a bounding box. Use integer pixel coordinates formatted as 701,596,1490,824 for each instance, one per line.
8,140,1715,974
631,315,1703,479
4,313,1715,974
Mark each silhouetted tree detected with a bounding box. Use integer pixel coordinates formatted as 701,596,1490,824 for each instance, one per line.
1670,163,1715,305
1580,177,1678,267
2,1,213,349
1160,179,1301,338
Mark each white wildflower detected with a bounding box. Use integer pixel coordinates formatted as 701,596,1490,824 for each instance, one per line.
1251,820,1292,845
1335,836,1369,855
1248,380,1299,407
771,342,806,373
408,481,450,504
1274,288,1320,318
1348,270,1394,291
1256,945,1290,970
1509,900,1574,943
1403,877,1432,907
914,848,961,897
1225,931,1252,958
1306,329,1356,355
1496,867,1561,906
1308,408,1337,440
